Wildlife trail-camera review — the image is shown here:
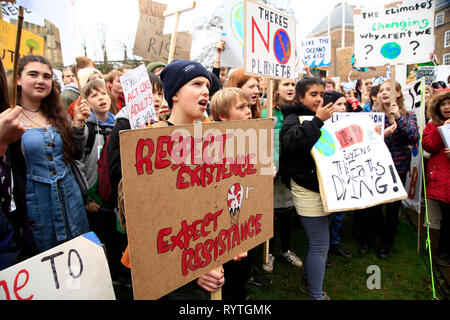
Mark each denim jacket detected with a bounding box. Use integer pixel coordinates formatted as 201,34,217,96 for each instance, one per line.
21,127,89,253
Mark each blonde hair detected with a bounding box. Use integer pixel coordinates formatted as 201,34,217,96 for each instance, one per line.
210,87,249,121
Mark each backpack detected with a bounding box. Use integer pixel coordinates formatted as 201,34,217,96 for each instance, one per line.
97,134,112,203
85,121,113,204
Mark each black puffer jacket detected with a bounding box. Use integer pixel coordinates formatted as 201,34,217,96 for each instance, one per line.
279,103,324,193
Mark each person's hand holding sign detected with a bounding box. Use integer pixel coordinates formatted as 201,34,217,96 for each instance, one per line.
197,268,225,292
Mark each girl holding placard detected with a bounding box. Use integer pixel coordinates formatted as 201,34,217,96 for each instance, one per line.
372,80,419,259
280,77,334,300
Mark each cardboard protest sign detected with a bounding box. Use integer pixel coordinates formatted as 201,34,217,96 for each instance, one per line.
0,232,115,300
138,0,167,18
133,13,192,63
416,66,435,85
335,47,387,81
331,112,385,137
0,19,44,70
120,64,157,129
299,36,331,68
119,119,274,299
354,0,436,67
402,78,425,213
221,0,245,68
244,0,296,79
311,116,407,213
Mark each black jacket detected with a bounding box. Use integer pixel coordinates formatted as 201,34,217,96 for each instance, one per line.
279,103,324,193
107,117,131,207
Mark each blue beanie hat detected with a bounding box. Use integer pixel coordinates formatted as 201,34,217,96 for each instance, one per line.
160,59,212,109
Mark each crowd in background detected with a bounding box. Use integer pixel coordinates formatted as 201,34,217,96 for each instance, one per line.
0,36,449,301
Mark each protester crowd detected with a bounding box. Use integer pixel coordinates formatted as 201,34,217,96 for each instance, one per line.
0,36,449,301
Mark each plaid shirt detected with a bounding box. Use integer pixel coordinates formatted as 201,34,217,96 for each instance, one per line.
384,111,419,174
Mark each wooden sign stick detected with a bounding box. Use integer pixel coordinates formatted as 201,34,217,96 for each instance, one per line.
263,77,274,265
11,6,24,108
389,64,396,123
164,1,196,64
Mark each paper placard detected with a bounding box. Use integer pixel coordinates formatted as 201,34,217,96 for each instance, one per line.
244,0,296,79
0,19,44,70
312,116,407,213
0,232,115,300
120,64,157,129
299,36,331,68
402,78,425,213
133,13,192,63
354,0,436,67
221,0,245,68
119,119,274,299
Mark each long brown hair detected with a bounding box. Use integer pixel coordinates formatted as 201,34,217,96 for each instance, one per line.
379,80,406,117
0,59,9,113
225,68,261,118
17,55,75,163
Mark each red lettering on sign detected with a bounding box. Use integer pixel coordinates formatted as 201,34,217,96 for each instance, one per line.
136,138,155,175
335,125,363,148
252,17,270,53
14,269,33,300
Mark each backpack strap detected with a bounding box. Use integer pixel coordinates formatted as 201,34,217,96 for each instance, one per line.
85,122,97,157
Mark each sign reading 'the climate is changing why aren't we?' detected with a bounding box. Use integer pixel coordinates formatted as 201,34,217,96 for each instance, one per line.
354,0,435,67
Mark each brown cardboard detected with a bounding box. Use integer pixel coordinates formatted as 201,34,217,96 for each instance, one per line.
336,47,387,81
119,119,274,300
133,13,192,63
138,0,167,19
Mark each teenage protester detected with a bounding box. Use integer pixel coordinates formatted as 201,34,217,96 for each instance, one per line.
226,69,262,119
280,77,334,300
119,59,231,299
225,68,271,287
0,59,26,270
322,91,352,262
67,68,104,119
261,79,303,274
212,39,229,86
422,91,450,267
105,70,125,112
60,65,80,110
209,87,253,300
360,80,419,259
10,55,90,254
77,79,130,284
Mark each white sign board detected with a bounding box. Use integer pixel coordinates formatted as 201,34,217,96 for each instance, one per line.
312,116,407,213
0,232,115,300
299,36,331,68
120,64,157,129
244,0,296,79
222,0,245,68
354,0,436,67
402,78,425,213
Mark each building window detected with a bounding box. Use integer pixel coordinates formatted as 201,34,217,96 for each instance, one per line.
436,12,444,27
446,30,450,48
444,53,450,66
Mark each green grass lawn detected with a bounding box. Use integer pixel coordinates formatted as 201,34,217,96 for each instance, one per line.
247,210,438,300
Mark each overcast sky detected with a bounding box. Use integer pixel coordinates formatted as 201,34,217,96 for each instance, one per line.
4,0,392,65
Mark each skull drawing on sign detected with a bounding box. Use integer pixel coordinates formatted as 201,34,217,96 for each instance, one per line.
227,183,244,225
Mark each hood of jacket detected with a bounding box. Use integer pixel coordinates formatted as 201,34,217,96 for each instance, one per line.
428,91,450,125
88,111,115,127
